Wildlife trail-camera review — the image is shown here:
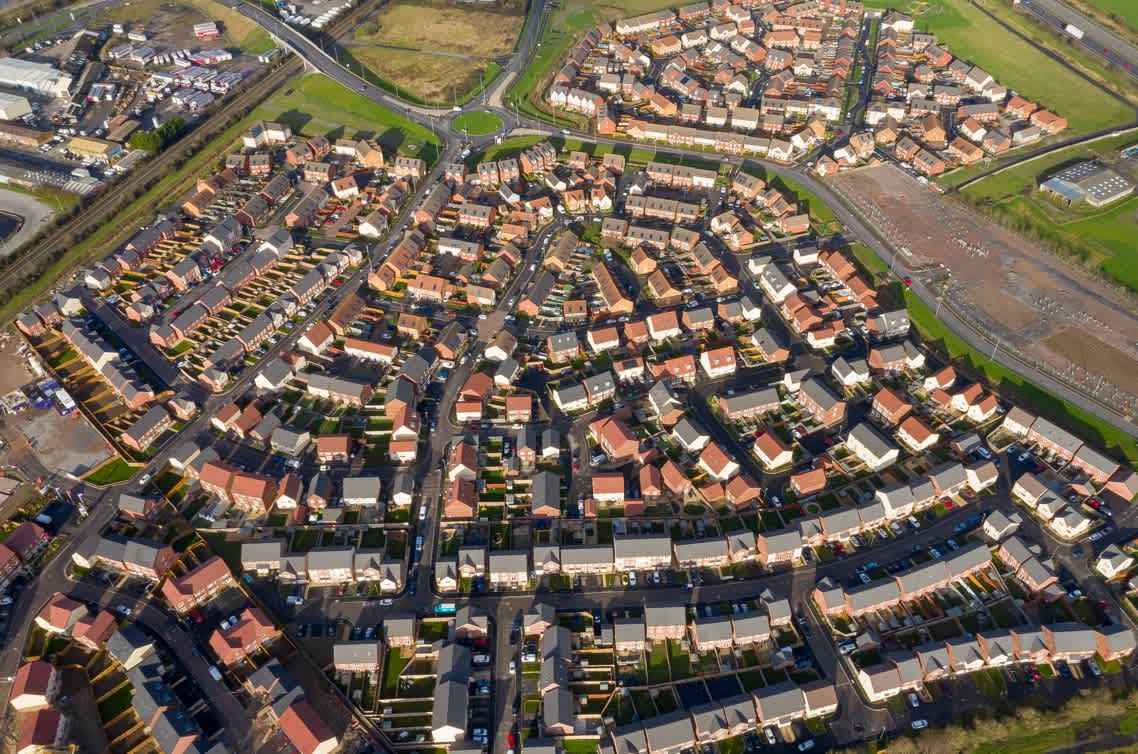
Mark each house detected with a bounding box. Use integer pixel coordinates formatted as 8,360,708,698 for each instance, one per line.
160,555,234,615
10,661,59,711
753,432,793,470
208,607,280,666
34,593,88,635
698,443,739,481
1096,544,1133,580
798,378,846,426
846,423,900,471
644,605,687,641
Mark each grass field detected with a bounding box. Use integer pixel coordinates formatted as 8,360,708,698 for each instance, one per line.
1083,0,1138,32
360,0,524,56
860,0,1134,135
960,132,1138,293
453,111,504,136
83,458,139,486
350,0,520,104
252,74,441,163
347,47,496,105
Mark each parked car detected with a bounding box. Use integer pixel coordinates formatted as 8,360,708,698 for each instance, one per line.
911,720,928,730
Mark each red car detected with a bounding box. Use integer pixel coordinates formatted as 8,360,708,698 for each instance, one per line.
572,461,580,471
903,276,913,286
940,497,954,510
1087,498,1102,510
508,732,518,748
189,609,204,624
961,489,975,499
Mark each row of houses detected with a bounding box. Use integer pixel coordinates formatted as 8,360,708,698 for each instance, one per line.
857,623,1135,702
240,539,405,592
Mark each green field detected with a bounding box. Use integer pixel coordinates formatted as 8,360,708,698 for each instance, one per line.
253,74,441,163
960,132,1138,293
860,0,1134,134
1084,0,1138,32
452,111,504,136
83,458,139,486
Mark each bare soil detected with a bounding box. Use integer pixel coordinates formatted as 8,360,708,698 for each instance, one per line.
829,164,1138,416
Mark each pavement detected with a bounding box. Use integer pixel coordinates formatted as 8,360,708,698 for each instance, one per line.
0,187,56,259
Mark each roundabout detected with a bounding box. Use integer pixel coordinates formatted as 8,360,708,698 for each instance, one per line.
451,110,504,136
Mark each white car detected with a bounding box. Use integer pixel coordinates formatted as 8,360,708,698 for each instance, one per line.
509,660,516,674
911,719,928,730
419,506,428,521
380,598,393,606
628,572,637,586
797,741,815,752
908,692,920,708
764,728,777,745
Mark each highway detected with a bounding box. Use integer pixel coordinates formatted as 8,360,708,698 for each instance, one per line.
1019,0,1138,80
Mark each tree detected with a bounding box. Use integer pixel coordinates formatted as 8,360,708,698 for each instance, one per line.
128,116,188,154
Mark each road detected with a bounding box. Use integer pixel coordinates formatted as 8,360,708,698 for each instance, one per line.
66,579,256,750
83,293,185,389
1019,0,1138,79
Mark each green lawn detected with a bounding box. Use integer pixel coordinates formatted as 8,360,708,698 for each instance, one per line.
860,0,1133,134
1081,0,1138,34
253,74,442,164
561,739,601,754
452,111,504,136
97,685,133,722
83,458,139,486
380,648,411,697
647,643,670,684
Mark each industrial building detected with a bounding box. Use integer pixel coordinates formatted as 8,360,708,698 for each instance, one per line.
0,57,73,97
1040,161,1135,207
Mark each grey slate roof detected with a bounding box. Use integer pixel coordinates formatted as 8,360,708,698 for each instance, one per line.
643,710,695,753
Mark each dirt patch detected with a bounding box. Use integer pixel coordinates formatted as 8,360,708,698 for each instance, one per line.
14,410,114,477
829,163,1138,416
1043,328,1138,396
361,0,524,57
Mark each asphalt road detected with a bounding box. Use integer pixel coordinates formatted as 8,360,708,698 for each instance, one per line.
1019,0,1138,79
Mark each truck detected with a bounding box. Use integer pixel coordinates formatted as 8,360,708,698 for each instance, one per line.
1065,23,1084,40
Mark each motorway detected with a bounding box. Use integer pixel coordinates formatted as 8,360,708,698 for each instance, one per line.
1019,0,1138,79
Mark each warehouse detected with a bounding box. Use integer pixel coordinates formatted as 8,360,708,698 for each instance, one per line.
0,57,73,97
0,92,32,120
1040,161,1134,208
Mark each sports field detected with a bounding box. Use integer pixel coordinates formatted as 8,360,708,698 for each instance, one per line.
350,0,521,104
860,0,1133,134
